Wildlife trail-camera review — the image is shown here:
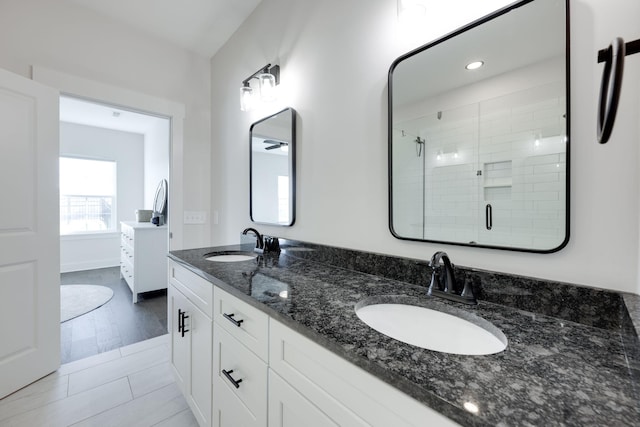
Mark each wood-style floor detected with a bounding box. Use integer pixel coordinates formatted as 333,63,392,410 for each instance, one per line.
0,335,198,426
60,267,168,364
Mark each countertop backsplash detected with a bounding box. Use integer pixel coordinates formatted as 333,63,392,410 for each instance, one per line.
276,239,638,332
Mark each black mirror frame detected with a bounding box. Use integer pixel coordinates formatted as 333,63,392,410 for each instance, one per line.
249,107,296,227
387,0,570,254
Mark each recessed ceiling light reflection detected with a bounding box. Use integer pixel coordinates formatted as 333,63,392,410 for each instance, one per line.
464,401,479,414
465,61,484,70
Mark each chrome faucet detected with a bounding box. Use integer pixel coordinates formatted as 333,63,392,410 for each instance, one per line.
428,251,477,305
242,228,264,251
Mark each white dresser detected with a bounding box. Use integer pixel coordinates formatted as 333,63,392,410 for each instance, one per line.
120,221,168,303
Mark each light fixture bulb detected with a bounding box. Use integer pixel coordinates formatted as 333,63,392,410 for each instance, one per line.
240,84,253,111
259,72,277,102
465,61,484,70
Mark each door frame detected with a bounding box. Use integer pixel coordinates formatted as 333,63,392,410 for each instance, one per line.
32,66,186,251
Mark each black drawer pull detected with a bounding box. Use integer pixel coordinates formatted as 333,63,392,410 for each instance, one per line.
223,313,244,327
222,369,243,388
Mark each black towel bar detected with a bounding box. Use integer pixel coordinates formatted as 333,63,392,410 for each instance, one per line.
596,37,639,144
597,38,640,63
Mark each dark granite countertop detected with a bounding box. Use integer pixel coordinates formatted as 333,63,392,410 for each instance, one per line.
169,240,640,427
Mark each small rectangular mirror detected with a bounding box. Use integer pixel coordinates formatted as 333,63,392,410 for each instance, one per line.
389,0,569,253
250,107,296,226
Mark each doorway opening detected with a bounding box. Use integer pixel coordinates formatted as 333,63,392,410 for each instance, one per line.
59,96,170,364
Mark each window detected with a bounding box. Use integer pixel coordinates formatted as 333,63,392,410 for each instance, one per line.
277,175,289,224
59,157,116,234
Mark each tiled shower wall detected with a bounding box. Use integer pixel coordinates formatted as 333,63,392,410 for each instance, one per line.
393,82,566,249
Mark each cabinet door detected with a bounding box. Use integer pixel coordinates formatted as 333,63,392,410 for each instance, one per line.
169,284,189,394
213,323,267,427
188,299,213,427
169,284,213,427
268,370,338,427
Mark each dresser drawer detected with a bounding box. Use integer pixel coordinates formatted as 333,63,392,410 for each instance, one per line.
121,223,134,242
213,323,267,427
169,260,213,318
213,286,269,361
120,261,134,291
120,244,133,263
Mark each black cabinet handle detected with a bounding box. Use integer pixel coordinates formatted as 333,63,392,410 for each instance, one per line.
485,204,493,230
223,313,244,327
222,369,243,389
178,308,189,337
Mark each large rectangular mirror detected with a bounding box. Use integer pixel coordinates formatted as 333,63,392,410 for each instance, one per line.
250,107,296,226
389,0,569,253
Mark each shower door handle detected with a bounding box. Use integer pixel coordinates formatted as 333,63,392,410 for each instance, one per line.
598,37,625,144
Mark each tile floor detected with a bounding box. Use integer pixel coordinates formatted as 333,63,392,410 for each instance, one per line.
0,335,198,427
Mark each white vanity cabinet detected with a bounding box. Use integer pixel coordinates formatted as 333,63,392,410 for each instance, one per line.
120,221,167,303
168,260,461,427
268,370,341,427
168,260,213,427
268,319,460,427
212,287,269,427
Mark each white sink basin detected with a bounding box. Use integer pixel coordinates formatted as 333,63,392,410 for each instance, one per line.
205,253,257,262
355,302,507,355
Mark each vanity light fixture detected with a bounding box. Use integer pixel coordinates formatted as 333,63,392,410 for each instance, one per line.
239,63,280,111
465,60,484,70
240,82,253,112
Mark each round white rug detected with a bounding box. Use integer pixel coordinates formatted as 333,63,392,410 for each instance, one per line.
60,285,114,322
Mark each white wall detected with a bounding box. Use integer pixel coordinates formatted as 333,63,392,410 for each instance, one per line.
0,0,212,250
60,122,144,272
210,0,640,294
144,119,170,213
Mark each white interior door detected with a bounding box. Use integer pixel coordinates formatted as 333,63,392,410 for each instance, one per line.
0,68,60,398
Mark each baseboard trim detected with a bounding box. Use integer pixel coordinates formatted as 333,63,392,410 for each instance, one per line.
61,258,120,273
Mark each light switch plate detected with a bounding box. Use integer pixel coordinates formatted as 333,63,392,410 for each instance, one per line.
184,211,206,224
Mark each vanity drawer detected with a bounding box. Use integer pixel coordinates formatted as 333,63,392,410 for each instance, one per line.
213,286,269,361
169,260,213,318
213,323,267,427
269,319,459,427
